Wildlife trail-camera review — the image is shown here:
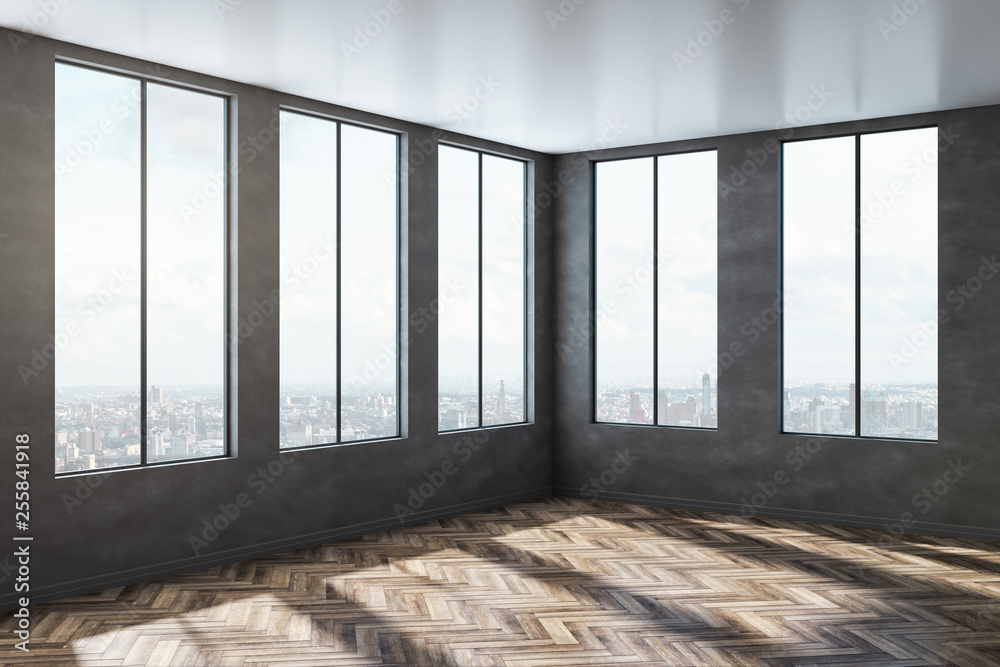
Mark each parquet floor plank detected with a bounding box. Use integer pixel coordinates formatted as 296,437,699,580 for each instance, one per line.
1,497,998,665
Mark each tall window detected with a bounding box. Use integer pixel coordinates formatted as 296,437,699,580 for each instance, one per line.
279,111,399,447
438,145,527,431
54,62,228,473
594,151,718,428
782,127,938,440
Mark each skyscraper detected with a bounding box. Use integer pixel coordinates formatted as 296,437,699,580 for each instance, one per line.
902,401,923,431
151,431,166,458
497,380,506,422
783,391,793,429
79,427,95,452
630,392,647,424
666,395,697,425
862,391,889,435
150,385,163,403
846,383,856,429
194,401,206,437
701,373,711,418
288,423,313,446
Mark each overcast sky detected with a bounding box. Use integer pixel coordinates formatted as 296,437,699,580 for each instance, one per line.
55,63,225,395
438,145,526,396
594,150,718,392
280,113,399,394
784,128,937,387
53,65,936,398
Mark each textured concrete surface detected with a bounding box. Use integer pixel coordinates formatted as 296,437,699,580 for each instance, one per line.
0,32,553,609
2,28,999,613
552,107,1000,538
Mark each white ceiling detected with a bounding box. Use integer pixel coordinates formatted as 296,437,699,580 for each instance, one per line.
3,0,999,154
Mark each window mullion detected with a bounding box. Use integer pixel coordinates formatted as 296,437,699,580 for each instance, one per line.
652,158,659,426
336,123,343,444
855,134,862,436
477,153,484,428
140,79,148,467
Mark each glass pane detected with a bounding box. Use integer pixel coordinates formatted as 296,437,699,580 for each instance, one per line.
482,154,526,426
595,157,654,424
279,111,338,448
860,128,938,440
54,64,142,473
657,151,717,428
146,83,227,462
782,137,856,435
438,146,480,430
340,125,398,441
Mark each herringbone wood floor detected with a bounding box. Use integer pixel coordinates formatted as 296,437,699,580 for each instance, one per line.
1,497,999,666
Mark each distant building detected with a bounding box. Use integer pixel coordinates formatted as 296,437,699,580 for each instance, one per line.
441,407,467,430
287,423,313,446
630,392,647,424
861,391,891,435
78,427,101,452
701,373,715,426
902,401,923,431
195,439,224,456
151,431,166,458
194,401,206,437
863,393,888,420
497,380,507,422
666,396,697,425
701,373,711,417
818,404,842,432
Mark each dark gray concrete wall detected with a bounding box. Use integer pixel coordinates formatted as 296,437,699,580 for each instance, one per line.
0,33,553,609
552,107,1000,540
2,24,998,616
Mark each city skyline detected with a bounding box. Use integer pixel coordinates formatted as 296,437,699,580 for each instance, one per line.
784,380,937,440
596,370,717,428
438,375,525,431
55,383,226,473
56,382,409,472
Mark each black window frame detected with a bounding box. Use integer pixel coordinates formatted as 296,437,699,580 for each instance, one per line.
277,107,403,450
779,124,939,442
437,142,530,433
590,148,720,430
53,58,234,476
